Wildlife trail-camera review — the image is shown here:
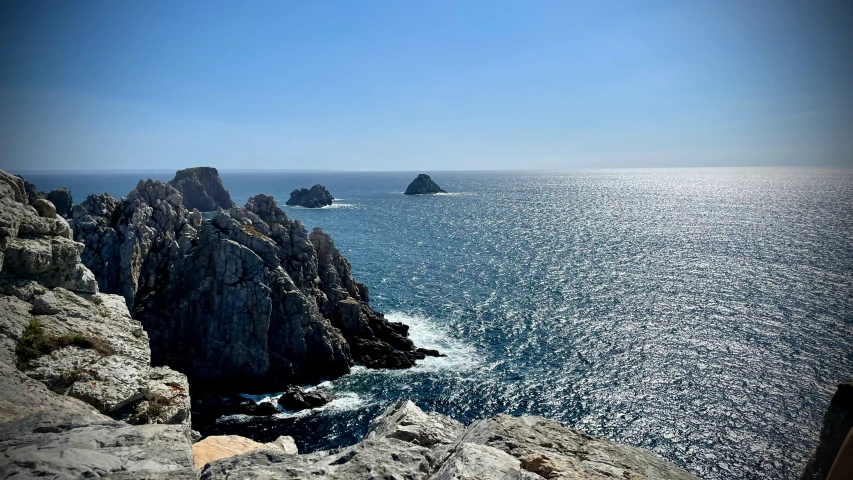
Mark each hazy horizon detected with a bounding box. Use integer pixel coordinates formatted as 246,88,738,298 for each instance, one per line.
1,0,852,171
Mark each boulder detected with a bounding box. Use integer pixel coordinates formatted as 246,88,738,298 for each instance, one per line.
404,173,447,195
367,399,464,447
277,385,335,411
285,184,334,208
168,166,235,211
801,381,853,479
32,198,56,218
46,187,73,217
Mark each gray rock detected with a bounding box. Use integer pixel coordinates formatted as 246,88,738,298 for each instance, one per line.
32,198,56,218
14,174,45,205
47,187,73,217
368,399,464,447
0,410,195,479
430,442,540,480
201,437,434,480
801,381,853,480
285,184,333,208
437,413,700,480
168,166,235,211
404,173,447,195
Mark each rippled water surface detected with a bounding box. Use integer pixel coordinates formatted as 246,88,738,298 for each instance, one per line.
21,168,853,479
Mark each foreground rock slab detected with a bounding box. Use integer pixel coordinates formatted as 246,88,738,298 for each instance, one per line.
201,400,698,479
193,434,298,469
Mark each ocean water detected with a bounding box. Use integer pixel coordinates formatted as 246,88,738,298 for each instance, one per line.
14,168,853,479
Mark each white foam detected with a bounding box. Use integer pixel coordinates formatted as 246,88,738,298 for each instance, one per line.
384,311,481,374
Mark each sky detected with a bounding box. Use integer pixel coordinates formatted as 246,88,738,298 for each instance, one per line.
0,0,851,171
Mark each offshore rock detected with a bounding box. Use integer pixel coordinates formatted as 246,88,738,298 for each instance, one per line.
285,184,334,208
277,385,335,411
47,187,73,217
201,400,698,480
404,173,447,195
801,381,853,480
169,166,235,211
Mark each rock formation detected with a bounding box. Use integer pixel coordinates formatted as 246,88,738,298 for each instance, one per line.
168,166,235,211
70,178,434,391
200,399,699,479
285,184,334,208
404,173,447,195
47,187,73,217
0,169,196,478
15,174,45,204
193,434,298,469
801,381,853,480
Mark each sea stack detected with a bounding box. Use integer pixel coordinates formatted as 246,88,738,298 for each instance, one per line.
285,184,334,208
168,166,235,211
404,174,446,195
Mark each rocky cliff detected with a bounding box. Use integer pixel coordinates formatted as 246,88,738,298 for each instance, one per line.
285,184,334,208
405,173,447,195
70,178,433,391
0,169,197,478
168,167,235,211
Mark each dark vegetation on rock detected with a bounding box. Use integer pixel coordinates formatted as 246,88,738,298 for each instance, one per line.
286,184,334,208
168,166,235,211
404,173,446,195
15,318,115,363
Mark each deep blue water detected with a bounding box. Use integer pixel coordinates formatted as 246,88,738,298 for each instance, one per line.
14,168,853,479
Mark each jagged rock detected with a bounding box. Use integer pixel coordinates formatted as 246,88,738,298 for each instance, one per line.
277,385,335,411
120,366,192,429
32,198,56,218
0,410,196,479
436,413,699,480
285,184,334,208
14,174,45,204
0,170,95,293
801,381,853,480
168,166,235,211
431,442,540,480
404,173,447,195
192,434,298,469
367,399,464,447
47,187,73,217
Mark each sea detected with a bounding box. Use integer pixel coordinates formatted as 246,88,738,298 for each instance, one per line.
13,168,853,480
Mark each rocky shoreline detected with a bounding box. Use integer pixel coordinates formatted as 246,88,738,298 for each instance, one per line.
1,167,845,479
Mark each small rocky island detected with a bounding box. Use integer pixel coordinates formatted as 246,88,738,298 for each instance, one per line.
404,174,446,195
285,184,334,208
168,166,235,211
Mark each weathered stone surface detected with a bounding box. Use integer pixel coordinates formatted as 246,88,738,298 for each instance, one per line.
368,399,464,448
285,184,333,208
14,174,45,205
200,437,433,480
192,434,298,469
47,187,73,217
404,173,447,195
430,442,539,480
0,410,196,479
32,198,56,218
801,381,853,480
437,413,699,480
169,166,235,211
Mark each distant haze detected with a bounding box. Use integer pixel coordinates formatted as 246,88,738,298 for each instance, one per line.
1,0,851,171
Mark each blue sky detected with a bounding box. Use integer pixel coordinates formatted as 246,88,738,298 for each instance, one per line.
0,0,851,171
